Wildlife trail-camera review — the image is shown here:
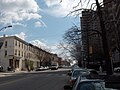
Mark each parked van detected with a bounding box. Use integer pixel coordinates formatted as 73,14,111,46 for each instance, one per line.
49,62,58,70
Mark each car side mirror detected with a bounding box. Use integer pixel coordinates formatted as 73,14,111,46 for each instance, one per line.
64,85,72,90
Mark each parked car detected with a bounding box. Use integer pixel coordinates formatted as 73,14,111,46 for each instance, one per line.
64,72,120,90
64,79,118,90
68,68,89,87
49,62,59,70
71,65,80,71
72,79,105,90
67,65,80,76
35,66,45,71
49,64,58,70
114,67,120,73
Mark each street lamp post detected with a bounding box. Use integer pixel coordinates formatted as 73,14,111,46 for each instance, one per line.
0,25,12,31
0,25,13,71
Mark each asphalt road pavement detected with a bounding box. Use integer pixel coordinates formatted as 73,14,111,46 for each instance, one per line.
0,69,70,90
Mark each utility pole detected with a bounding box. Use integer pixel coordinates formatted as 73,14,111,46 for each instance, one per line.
95,0,113,75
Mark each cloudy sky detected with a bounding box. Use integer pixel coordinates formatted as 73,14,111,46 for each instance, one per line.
0,0,102,55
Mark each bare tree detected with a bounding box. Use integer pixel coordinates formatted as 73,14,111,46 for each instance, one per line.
60,25,83,67
60,0,115,74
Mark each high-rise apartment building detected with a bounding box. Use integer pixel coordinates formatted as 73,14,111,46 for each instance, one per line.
81,9,103,67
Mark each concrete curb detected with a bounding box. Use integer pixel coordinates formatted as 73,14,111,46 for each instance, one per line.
0,70,48,77
0,71,29,77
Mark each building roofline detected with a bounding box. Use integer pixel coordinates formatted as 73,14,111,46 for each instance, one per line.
0,35,61,58
0,36,28,45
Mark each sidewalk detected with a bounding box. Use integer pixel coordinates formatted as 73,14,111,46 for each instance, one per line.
0,70,29,77
0,69,49,77
98,71,120,75
98,71,120,80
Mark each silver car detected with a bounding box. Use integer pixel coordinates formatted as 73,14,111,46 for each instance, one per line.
69,68,89,86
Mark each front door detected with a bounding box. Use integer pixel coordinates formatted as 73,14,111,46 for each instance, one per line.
9,59,13,68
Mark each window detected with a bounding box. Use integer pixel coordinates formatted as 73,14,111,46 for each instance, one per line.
19,42,20,47
15,50,17,55
15,40,17,46
5,50,7,56
24,52,26,57
24,45,26,50
22,51,23,57
27,53,28,58
27,46,28,50
5,41,7,47
18,50,20,56
22,43,23,49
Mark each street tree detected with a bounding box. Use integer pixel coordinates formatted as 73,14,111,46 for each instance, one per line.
60,0,114,75
61,25,83,67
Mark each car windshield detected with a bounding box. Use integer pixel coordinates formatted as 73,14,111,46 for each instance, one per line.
73,70,88,77
76,81,119,90
77,81,105,90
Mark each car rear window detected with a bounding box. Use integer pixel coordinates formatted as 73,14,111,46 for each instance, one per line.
77,82,105,90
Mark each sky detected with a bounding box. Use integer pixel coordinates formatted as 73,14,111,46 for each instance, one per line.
0,0,101,56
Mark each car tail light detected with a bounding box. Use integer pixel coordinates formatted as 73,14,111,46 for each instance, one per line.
69,79,76,86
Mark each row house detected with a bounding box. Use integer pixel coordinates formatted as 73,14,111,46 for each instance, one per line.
51,54,60,64
60,60,70,67
0,35,61,71
0,36,40,71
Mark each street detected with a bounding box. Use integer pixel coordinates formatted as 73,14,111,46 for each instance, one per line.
0,69,69,90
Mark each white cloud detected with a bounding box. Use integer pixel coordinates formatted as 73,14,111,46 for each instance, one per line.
34,20,46,27
50,43,67,57
44,0,102,17
30,39,50,50
44,0,80,17
30,40,61,54
0,0,41,25
15,32,26,40
12,22,27,27
35,21,42,27
50,44,59,54
44,0,60,7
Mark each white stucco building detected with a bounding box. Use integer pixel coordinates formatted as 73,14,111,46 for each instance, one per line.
0,36,40,71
